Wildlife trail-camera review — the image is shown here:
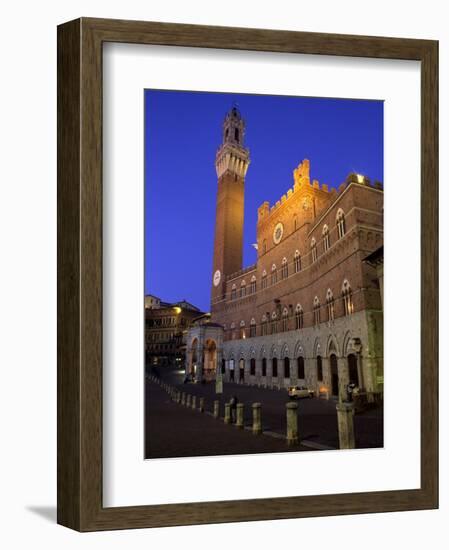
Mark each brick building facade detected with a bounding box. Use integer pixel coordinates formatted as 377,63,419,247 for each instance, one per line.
186,106,383,401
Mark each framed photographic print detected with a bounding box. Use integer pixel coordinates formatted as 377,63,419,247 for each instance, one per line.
57,17,438,531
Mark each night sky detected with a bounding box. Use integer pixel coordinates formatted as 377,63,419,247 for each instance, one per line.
144,90,383,313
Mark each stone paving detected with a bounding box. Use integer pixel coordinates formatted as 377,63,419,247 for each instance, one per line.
152,367,383,451
145,377,310,459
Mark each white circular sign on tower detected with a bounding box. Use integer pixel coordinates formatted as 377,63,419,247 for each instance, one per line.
213,270,221,287
273,222,284,244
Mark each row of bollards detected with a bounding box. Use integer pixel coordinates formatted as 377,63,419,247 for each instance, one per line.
148,374,300,446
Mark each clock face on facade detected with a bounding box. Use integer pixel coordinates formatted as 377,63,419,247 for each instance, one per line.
213,269,221,287
273,222,284,244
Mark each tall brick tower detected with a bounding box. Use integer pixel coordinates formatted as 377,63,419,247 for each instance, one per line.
211,106,250,310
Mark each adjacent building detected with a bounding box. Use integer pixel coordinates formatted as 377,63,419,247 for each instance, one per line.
186,106,384,402
145,297,204,368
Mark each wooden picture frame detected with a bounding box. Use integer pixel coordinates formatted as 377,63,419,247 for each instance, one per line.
57,17,438,531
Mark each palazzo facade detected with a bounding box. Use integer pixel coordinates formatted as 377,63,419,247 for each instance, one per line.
187,106,383,402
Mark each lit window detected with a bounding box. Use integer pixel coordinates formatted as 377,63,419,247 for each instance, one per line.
337,209,346,239
250,275,257,294
295,304,303,329
282,307,289,332
240,280,246,298
313,296,321,326
342,279,354,315
281,257,288,279
261,270,267,289
231,284,237,300
326,288,334,321
240,320,246,339
323,224,330,252
250,318,257,337
311,238,318,263
294,250,301,273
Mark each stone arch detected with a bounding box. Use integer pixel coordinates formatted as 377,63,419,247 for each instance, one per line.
269,344,278,359
342,330,354,357
293,339,304,358
326,334,341,357
280,342,290,359
203,338,218,380
248,347,256,358
259,345,267,359
312,337,322,358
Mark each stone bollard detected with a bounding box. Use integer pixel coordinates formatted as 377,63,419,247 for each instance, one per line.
181,392,186,406
224,403,231,424
252,403,262,435
186,394,191,408
199,397,205,412
236,403,244,428
191,395,197,409
213,400,220,419
286,402,299,446
336,402,356,449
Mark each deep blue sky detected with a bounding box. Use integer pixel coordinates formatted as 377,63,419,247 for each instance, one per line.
145,90,383,313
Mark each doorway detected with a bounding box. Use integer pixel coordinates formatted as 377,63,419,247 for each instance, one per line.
330,354,339,397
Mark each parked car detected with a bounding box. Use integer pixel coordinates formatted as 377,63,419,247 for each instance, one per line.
287,385,314,399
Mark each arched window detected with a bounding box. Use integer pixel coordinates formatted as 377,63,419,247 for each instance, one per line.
342,279,354,315
323,224,330,252
326,288,335,321
272,357,278,378
311,237,318,262
336,208,346,239
313,296,321,326
250,357,256,376
240,280,246,298
284,357,290,379
262,239,267,254
231,284,237,300
281,257,288,279
295,304,303,329
317,355,323,381
230,322,236,339
262,357,267,377
282,307,289,332
293,215,298,231
250,317,257,337
271,311,278,334
271,264,277,285
294,250,301,273
261,269,268,289
261,314,268,336
250,275,257,294
297,356,305,379
239,320,246,339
